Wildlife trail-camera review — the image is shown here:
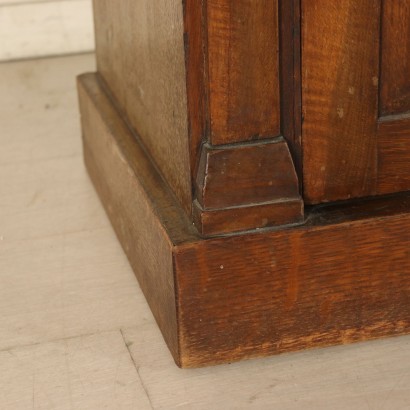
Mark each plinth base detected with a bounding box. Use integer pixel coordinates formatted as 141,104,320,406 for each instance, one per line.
78,73,410,368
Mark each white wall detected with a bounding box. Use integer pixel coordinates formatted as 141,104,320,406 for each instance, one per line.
0,0,94,61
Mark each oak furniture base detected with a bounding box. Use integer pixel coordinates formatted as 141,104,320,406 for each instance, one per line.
78,73,410,368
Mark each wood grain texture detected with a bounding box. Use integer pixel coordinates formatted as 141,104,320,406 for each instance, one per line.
193,138,303,235
183,0,208,180
93,0,299,226
207,0,281,144
280,0,302,176
79,73,410,368
380,0,410,116
196,139,300,209
93,0,192,213
378,116,410,194
302,0,410,203
78,73,198,365
176,194,410,367
302,0,380,203
186,0,302,234
193,198,303,237
3,54,410,407
184,0,291,184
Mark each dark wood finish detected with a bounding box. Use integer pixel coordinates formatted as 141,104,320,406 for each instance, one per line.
380,0,410,116
183,0,208,177
78,74,195,365
196,139,300,208
279,0,302,176
378,116,410,193
177,197,410,367
94,0,297,234
183,0,303,233
302,0,410,204
93,0,192,213
193,199,303,237
193,138,303,235
80,2,410,368
78,73,410,368
207,0,281,145
302,0,380,203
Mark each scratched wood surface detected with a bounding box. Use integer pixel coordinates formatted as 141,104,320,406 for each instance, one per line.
0,54,409,409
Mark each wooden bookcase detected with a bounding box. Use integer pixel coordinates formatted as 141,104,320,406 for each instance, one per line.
78,0,410,367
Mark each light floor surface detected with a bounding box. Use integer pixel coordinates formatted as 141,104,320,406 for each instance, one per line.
0,54,409,410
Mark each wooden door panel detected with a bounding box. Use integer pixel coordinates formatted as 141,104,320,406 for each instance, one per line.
302,0,410,204
380,0,410,116
302,0,380,203
378,1,410,194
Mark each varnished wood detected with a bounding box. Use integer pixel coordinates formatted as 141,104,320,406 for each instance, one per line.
280,0,302,176
207,0,281,144
193,138,303,235
302,0,380,203
380,0,410,116
80,1,410,368
184,0,303,233
78,74,194,364
177,196,410,367
302,0,410,204
193,199,303,237
94,0,295,233
93,0,192,213
183,0,208,178
378,116,410,194
92,0,410,224
3,53,410,410
196,139,300,208
78,73,410,367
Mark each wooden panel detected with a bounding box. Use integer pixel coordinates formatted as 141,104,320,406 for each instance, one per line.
302,0,380,203
176,195,410,367
93,0,192,213
380,0,410,116
207,0,281,144
193,199,303,236
78,73,198,366
377,0,410,200
378,116,410,193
